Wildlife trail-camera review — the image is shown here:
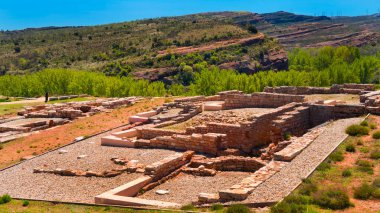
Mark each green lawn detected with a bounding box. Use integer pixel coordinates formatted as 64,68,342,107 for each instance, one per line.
0,103,34,116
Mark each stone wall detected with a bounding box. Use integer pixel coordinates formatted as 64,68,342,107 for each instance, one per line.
137,127,183,140
144,151,194,181
309,104,367,126
222,92,304,109
264,84,375,95
136,133,227,155
271,105,311,142
186,103,301,153
189,156,266,172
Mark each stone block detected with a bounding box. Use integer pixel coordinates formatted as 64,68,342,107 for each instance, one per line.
129,116,149,124
101,135,135,147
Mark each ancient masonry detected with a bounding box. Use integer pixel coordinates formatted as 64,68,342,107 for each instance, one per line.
79,83,378,207
0,97,141,143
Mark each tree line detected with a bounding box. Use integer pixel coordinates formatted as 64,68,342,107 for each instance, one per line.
0,46,379,97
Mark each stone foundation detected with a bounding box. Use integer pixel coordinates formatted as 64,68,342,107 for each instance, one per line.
136,133,226,155
264,84,375,95
189,156,266,172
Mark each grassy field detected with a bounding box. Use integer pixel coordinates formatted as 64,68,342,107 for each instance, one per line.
271,116,380,213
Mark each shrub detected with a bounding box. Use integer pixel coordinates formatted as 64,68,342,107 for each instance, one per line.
361,121,369,127
181,204,196,211
370,123,377,129
317,162,331,172
342,169,352,177
270,201,306,213
210,203,224,211
0,144,3,150
373,131,380,139
354,183,373,200
312,188,351,210
372,188,380,199
284,194,312,205
0,194,11,204
370,150,380,159
356,160,374,174
372,178,380,188
346,144,356,153
357,139,364,146
22,200,29,207
360,147,370,153
226,204,250,213
298,179,318,195
345,125,369,136
330,151,344,162
284,132,292,141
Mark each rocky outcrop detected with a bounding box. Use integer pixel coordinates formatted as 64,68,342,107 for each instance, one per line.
219,48,288,73
132,68,178,83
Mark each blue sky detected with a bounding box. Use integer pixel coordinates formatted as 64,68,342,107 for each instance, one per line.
1,0,379,30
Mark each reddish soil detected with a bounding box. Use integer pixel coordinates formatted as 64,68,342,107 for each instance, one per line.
336,115,380,213
157,33,265,56
0,98,166,169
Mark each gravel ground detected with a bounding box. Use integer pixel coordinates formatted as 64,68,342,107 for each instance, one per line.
164,108,274,130
242,117,364,204
0,130,180,203
139,172,252,204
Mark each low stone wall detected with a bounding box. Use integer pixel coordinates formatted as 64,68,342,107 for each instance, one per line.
264,86,331,95
136,133,227,155
144,151,194,181
309,103,367,126
264,84,375,95
137,128,183,140
190,156,266,172
222,92,304,109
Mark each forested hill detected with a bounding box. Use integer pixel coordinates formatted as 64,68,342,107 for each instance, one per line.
0,11,379,83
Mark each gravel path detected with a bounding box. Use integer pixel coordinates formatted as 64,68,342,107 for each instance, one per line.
139,172,252,204
0,130,180,203
243,117,364,204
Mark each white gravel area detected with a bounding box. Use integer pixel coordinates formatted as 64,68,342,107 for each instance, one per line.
138,172,252,204
0,130,180,203
243,117,364,204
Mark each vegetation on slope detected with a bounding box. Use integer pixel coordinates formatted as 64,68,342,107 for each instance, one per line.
0,12,279,76
0,46,378,97
2,11,378,77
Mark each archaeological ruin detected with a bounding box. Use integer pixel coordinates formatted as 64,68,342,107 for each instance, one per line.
0,83,379,208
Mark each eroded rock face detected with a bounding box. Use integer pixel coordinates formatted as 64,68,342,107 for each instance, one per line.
132,68,178,83
219,48,288,74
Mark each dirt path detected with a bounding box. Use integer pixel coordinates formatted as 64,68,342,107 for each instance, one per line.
0,98,165,169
